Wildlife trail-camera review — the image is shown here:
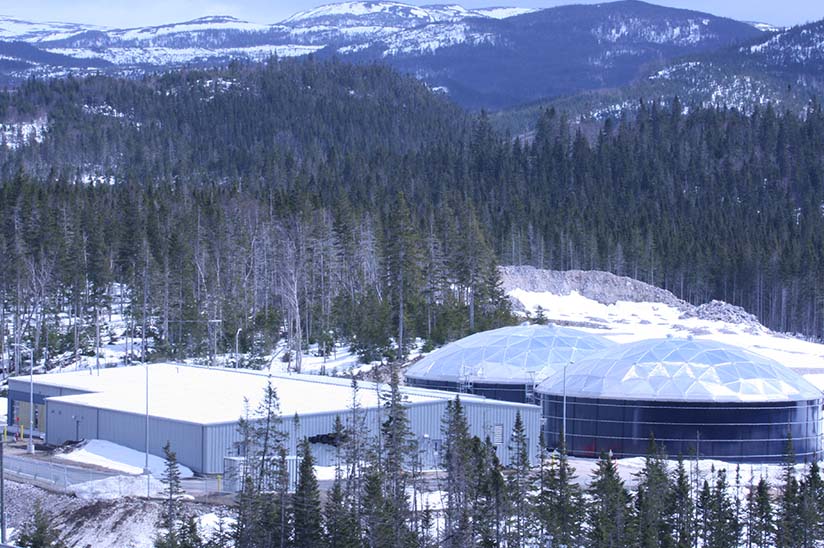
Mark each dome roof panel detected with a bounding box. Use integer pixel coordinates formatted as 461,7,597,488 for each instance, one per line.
536,337,823,403
405,324,613,385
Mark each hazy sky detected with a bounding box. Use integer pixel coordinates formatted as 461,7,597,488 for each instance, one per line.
4,0,822,29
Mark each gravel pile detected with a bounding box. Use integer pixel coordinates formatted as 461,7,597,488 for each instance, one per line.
680,300,763,330
499,266,691,310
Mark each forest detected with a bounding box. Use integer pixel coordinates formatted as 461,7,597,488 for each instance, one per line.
1,57,824,373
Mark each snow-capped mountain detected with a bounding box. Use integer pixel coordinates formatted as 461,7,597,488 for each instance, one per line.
0,0,776,109
0,16,100,42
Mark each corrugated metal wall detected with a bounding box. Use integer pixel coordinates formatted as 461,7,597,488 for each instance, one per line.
46,400,206,472
203,398,541,474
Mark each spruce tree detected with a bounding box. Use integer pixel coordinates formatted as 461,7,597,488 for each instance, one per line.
633,437,674,548
671,456,694,548
533,444,583,548
441,397,473,548
292,438,322,548
160,441,184,534
17,501,66,548
798,460,824,547
587,451,632,548
747,477,775,548
506,411,530,548
776,436,803,548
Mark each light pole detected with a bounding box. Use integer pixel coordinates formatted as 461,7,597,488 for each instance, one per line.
562,359,570,449
144,360,150,475
0,409,5,544
235,328,242,369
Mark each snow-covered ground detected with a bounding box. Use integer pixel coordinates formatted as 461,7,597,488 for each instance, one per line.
70,474,169,501
56,439,194,478
507,288,824,376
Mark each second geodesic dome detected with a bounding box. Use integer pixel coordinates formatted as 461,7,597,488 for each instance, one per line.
536,337,824,462
405,324,612,403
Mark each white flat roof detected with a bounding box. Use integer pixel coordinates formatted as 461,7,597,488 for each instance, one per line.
13,364,511,425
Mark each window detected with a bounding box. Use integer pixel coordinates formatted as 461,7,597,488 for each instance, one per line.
493,424,504,445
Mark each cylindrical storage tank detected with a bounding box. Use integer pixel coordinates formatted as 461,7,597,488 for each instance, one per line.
536,337,823,462
405,324,613,403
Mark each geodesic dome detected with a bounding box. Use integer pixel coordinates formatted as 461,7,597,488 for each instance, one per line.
406,324,612,385
536,337,821,403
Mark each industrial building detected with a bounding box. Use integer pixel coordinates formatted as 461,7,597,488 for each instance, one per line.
405,324,612,403
7,364,541,475
536,337,824,462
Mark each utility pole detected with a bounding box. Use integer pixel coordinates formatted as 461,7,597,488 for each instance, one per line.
235,327,242,369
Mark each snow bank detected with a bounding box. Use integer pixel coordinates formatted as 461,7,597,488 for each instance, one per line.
198,512,236,537
71,474,166,500
56,440,193,478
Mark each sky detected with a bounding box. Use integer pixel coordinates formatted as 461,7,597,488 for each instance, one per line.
3,0,822,29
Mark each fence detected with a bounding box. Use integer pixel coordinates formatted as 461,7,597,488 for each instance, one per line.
3,455,230,498
3,455,112,491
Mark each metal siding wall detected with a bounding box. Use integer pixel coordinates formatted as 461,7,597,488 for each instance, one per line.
45,401,100,444
460,400,541,466
45,400,205,473
204,408,388,474
97,411,205,473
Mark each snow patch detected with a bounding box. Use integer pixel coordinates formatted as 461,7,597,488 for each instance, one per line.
0,116,47,149
502,268,824,372
56,440,194,478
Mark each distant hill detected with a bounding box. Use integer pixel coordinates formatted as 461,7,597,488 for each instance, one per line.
495,18,824,136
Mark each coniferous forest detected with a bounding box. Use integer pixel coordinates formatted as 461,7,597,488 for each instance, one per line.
2,57,824,373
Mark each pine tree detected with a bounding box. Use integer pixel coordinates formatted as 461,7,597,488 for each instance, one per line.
506,412,530,548
292,438,323,548
473,437,506,548
633,438,674,548
361,456,393,548
798,460,824,547
587,451,632,548
533,444,583,548
747,477,775,548
17,501,66,548
323,415,360,548
440,397,473,548
776,436,803,548
378,365,417,547
706,468,740,548
671,456,694,548
160,441,184,534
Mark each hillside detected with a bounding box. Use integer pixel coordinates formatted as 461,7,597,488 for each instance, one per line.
497,18,824,135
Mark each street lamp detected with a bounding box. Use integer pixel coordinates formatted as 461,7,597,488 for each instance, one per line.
562,359,570,449
13,344,35,455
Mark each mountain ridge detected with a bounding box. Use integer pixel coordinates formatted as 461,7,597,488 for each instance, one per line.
0,0,768,110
